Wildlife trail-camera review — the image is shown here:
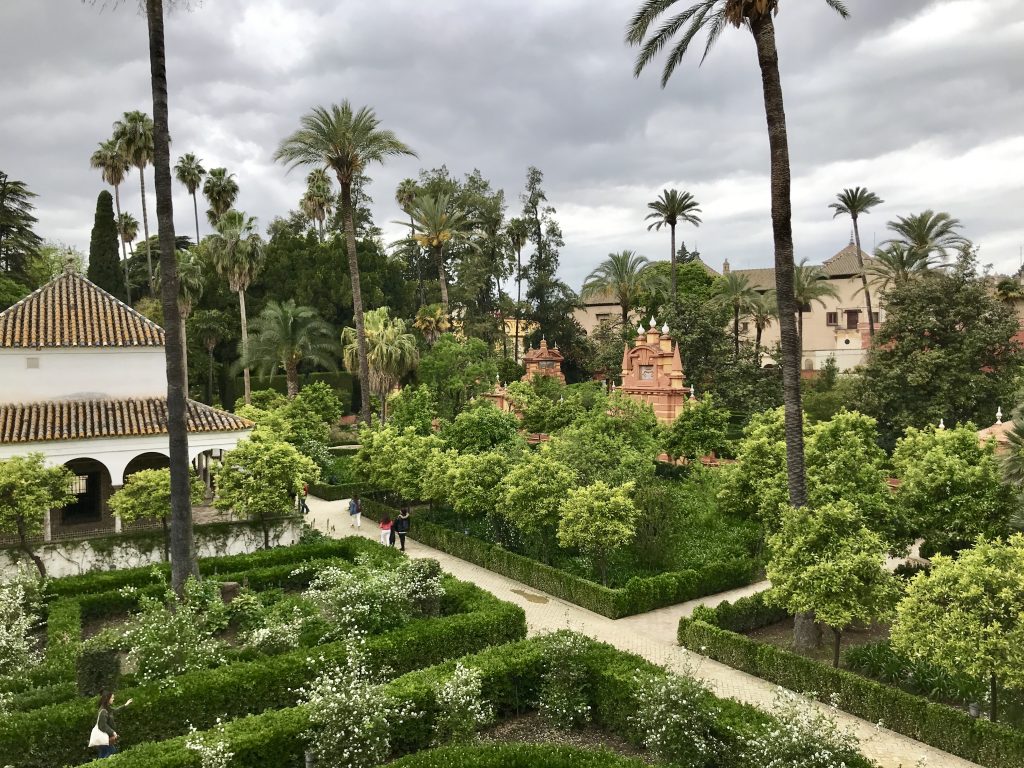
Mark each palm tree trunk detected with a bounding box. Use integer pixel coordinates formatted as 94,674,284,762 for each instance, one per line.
238,289,251,404
514,245,522,363
752,13,807,509
755,324,763,367
852,215,875,337
622,304,629,329
192,190,200,246
112,183,132,303
437,245,450,317
180,308,189,395
670,221,677,302
138,165,154,292
733,306,740,359
340,181,372,424
285,360,299,398
146,0,197,596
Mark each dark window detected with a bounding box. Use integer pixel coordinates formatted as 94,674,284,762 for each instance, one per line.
846,310,860,330
825,312,839,326
871,312,880,323
62,471,102,525
739,321,749,333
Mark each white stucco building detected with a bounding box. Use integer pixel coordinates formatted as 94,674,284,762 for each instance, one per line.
0,269,252,541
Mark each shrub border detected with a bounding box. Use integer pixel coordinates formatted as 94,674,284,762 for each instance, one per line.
357,497,757,619
677,592,1024,768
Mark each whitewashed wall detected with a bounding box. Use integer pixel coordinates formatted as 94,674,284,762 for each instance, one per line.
0,347,167,401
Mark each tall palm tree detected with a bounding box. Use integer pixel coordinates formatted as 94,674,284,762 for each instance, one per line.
118,212,139,257
112,110,156,289
202,168,239,227
400,192,475,318
713,272,758,359
274,101,417,424
885,210,968,263
341,307,419,421
90,138,133,302
413,303,450,346
207,210,265,404
188,308,232,404
505,217,530,363
829,186,883,337
864,243,936,293
174,153,206,245
300,168,333,242
156,248,205,392
792,259,840,356
245,300,338,398
748,290,777,367
645,188,702,301
581,250,661,328
627,0,850,518
395,178,424,306
140,0,194,594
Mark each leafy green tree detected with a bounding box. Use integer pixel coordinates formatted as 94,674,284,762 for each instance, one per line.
581,250,663,328
440,400,523,454
644,188,702,301
893,424,1014,554
829,187,883,336
112,110,156,289
558,481,639,585
627,0,850,511
355,426,444,502
215,435,319,548
342,307,419,421
0,173,43,282
890,535,1024,721
548,421,653,490
387,385,438,436
188,308,233,404
246,300,337,398
418,334,498,420
506,217,530,362
174,153,206,245
202,167,239,227
497,449,577,561
713,272,758,359
87,190,123,298
717,407,789,526
207,210,266,404
0,274,28,310
90,139,133,301
0,454,74,577
767,500,901,666
856,252,1022,444
109,468,204,562
275,101,417,423
664,393,729,463
447,449,518,521
293,380,344,426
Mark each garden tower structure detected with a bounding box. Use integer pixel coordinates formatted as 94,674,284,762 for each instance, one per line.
618,318,690,423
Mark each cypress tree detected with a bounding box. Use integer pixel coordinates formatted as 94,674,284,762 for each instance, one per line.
87,190,124,298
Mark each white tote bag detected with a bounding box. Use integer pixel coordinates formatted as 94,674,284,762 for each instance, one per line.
88,711,109,748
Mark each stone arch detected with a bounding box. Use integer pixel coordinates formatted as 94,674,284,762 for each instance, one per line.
803,358,815,371
56,457,114,535
122,451,171,482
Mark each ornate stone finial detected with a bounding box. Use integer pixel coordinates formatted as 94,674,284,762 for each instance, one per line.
997,406,1004,425
689,386,697,401
649,316,657,328
938,418,945,430
661,323,669,335
636,325,644,336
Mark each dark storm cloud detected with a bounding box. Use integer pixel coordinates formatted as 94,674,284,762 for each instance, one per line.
2,0,1022,291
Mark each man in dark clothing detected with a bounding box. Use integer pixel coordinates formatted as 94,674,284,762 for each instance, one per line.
394,507,411,552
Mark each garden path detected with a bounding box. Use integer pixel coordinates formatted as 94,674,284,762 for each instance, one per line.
306,495,979,768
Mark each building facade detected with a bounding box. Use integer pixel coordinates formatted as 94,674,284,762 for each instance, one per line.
0,270,252,541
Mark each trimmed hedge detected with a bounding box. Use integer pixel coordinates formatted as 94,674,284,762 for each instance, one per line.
387,744,648,767
0,579,525,768
360,499,756,619
0,598,83,695
308,481,367,501
678,594,1024,768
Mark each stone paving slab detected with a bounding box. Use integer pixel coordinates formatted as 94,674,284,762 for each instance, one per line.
307,496,981,768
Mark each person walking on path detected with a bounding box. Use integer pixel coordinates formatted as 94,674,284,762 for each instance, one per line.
394,507,411,552
92,690,133,758
379,515,393,546
300,482,310,515
349,494,362,528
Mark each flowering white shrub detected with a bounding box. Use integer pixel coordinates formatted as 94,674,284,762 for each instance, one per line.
185,721,234,768
122,577,228,683
739,688,865,768
0,578,41,677
241,604,308,655
630,672,724,768
301,641,420,768
303,556,445,640
538,631,592,729
432,662,492,746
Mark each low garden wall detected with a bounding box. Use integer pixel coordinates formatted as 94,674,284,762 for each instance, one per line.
677,592,1024,768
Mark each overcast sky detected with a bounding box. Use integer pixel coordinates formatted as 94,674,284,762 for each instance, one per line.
3,0,1023,289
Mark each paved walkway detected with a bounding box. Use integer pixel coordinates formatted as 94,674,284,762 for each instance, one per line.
308,496,979,768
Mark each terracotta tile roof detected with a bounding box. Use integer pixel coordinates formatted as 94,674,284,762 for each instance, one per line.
0,398,252,444
821,244,875,277
731,267,776,292
0,271,165,348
